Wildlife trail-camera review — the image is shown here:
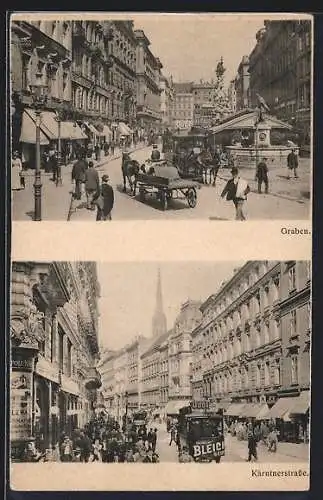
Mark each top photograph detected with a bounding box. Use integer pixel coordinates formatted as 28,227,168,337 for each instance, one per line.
10,13,312,221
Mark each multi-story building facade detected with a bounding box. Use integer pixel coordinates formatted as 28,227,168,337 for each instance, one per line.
172,82,194,131
234,55,250,111
125,336,150,411
166,301,202,414
192,81,219,128
113,347,128,422
248,20,311,142
97,349,116,414
159,74,174,129
134,30,162,132
10,261,101,459
11,20,73,159
191,261,310,440
141,330,171,409
71,20,137,140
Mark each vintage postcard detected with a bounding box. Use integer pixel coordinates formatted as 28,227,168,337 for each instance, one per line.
8,11,312,493
9,259,311,490
10,12,312,222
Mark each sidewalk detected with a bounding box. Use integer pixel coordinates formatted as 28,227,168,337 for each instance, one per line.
12,146,143,221
225,434,309,463
219,158,310,203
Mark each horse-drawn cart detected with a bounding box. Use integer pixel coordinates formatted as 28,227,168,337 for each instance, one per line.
136,165,199,211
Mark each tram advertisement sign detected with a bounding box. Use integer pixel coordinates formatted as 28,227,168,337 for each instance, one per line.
192,439,225,458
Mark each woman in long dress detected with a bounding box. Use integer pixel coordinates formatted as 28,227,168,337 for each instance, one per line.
12,151,23,190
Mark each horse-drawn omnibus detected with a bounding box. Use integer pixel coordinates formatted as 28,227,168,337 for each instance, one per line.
171,129,215,181
178,401,225,463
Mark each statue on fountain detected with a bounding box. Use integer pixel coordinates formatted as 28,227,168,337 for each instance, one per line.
256,93,270,123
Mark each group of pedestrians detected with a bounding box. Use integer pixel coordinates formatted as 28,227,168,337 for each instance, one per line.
57,414,160,463
228,419,279,462
71,155,114,221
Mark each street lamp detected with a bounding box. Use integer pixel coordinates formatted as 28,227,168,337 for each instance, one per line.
30,79,48,221
55,104,63,186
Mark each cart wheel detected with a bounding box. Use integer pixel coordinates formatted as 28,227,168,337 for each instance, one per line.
161,191,168,211
139,188,145,202
187,188,197,208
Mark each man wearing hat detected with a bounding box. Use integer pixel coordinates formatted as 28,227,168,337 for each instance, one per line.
151,144,161,161
255,157,269,194
221,167,250,221
94,174,114,221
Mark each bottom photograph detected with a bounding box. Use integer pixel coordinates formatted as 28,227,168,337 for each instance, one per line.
10,260,310,465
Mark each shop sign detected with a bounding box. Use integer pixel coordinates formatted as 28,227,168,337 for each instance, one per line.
11,371,32,441
191,400,209,410
35,356,59,383
11,350,34,372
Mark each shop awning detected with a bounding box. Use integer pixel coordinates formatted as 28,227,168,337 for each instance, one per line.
225,403,247,417
165,401,186,415
263,397,299,420
118,122,131,136
60,121,87,140
102,125,113,140
255,403,270,420
19,110,50,145
241,403,269,419
83,122,100,136
289,391,310,416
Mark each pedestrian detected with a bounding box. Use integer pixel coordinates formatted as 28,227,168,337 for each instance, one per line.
287,149,299,179
51,151,59,183
169,425,176,446
11,150,24,190
267,428,278,452
111,140,115,156
95,144,101,162
91,438,103,462
151,144,161,161
60,436,74,462
255,157,269,194
179,446,194,463
151,428,157,452
247,428,258,462
221,167,250,221
79,431,92,463
93,174,114,221
84,161,100,210
72,155,88,200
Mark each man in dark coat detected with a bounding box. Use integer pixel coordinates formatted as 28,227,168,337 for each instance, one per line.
78,431,92,463
151,145,161,161
221,167,250,221
72,156,88,200
287,149,299,179
247,428,258,462
94,175,114,221
255,157,269,194
84,161,100,209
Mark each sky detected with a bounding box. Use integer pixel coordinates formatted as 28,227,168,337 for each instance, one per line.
132,14,268,84
97,261,244,350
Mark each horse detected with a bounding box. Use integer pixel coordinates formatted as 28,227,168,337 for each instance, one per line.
121,153,141,196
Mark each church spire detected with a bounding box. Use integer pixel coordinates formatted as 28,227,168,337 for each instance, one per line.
152,268,167,337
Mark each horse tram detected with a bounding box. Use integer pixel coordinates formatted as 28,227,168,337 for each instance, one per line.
136,161,199,211
177,400,225,463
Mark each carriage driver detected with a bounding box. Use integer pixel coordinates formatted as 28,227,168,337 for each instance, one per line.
151,144,161,161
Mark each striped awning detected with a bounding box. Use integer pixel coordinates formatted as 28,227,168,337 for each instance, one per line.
118,122,131,136
289,391,310,416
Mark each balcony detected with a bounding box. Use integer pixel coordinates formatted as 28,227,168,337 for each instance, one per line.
85,367,102,390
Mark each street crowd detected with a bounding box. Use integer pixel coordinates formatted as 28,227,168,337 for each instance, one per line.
57,413,161,463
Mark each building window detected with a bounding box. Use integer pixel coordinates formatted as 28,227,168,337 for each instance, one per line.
291,355,299,385
255,364,261,387
58,327,64,373
244,366,249,388
289,266,296,292
263,321,270,344
51,314,56,362
290,310,297,337
273,359,280,385
264,361,270,386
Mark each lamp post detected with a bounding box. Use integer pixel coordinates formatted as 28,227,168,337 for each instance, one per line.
55,102,64,186
30,80,48,221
